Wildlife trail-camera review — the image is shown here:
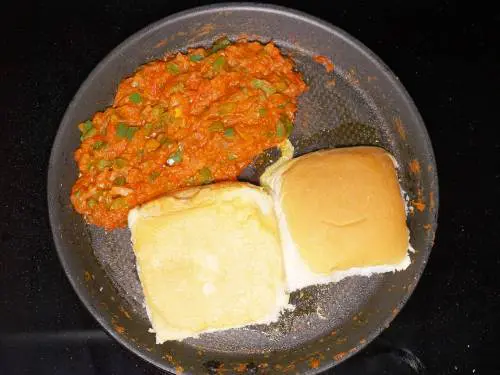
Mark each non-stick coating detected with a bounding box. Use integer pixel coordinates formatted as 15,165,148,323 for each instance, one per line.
48,4,438,374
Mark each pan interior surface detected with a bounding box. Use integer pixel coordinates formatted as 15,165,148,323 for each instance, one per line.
48,4,437,374
88,40,391,353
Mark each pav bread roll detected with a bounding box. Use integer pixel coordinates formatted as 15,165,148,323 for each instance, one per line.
261,146,410,292
128,182,289,343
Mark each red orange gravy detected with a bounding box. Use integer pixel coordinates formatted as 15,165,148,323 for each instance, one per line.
71,39,307,229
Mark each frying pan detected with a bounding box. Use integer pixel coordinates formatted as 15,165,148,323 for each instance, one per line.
47,3,438,374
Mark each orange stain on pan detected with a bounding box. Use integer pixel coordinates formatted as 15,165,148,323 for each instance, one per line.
111,318,125,334
409,159,421,174
163,352,185,373
412,200,426,212
429,191,436,211
333,352,347,361
194,23,215,38
412,187,426,212
234,363,247,373
154,39,168,49
313,55,334,72
309,358,320,369
325,78,336,87
119,305,132,319
394,116,407,140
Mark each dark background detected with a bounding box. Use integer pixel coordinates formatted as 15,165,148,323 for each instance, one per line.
0,1,498,374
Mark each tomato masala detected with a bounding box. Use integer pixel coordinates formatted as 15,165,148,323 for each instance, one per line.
71,38,307,229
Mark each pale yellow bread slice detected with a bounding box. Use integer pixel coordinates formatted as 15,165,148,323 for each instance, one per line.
128,182,289,343
261,146,410,292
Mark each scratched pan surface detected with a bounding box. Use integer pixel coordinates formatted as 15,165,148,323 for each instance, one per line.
48,4,438,374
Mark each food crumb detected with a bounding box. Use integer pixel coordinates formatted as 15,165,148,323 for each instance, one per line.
313,55,334,72
412,200,426,212
409,159,421,174
234,363,246,373
309,358,320,369
333,352,346,361
325,78,336,88
83,271,91,282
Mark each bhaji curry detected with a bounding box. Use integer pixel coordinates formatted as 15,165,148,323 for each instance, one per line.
71,38,307,229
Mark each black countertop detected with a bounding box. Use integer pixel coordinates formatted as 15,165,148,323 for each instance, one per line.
1,1,498,374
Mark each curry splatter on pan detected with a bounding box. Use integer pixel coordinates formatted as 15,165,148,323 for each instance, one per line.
48,4,438,374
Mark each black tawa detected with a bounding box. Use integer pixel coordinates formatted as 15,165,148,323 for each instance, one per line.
48,4,438,374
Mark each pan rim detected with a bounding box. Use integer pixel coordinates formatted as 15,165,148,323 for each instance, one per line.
47,2,439,373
